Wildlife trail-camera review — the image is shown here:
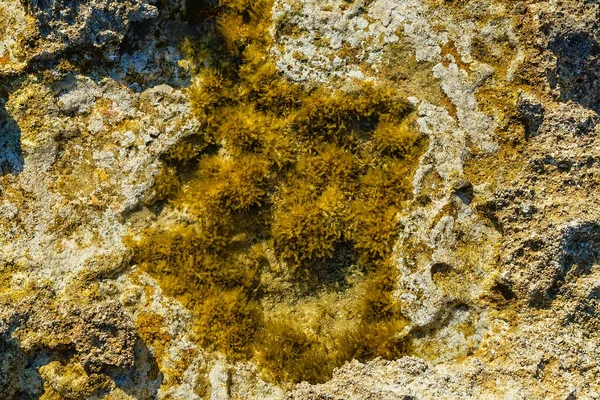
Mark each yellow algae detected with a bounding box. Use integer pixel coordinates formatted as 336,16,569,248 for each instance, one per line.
126,0,426,385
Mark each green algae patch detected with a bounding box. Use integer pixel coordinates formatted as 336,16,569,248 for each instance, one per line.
125,0,425,385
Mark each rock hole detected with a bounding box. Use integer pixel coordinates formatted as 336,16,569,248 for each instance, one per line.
430,262,453,284
491,281,516,301
454,181,474,205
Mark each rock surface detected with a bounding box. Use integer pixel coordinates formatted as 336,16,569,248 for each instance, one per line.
1,0,600,398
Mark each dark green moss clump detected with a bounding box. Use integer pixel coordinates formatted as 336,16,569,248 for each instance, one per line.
126,0,425,385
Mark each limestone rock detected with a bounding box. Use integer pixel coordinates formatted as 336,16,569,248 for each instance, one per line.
1,0,600,398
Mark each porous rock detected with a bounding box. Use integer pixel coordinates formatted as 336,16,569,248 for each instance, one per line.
2,0,600,398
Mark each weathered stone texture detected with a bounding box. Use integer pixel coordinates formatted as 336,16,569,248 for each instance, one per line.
1,0,600,398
